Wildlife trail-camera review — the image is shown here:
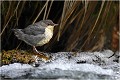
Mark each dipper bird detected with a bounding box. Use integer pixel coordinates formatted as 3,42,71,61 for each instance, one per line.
13,20,58,54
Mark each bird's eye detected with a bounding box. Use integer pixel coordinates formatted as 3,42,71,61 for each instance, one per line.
48,23,51,25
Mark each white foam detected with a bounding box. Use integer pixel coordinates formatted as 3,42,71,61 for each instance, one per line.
0,50,119,78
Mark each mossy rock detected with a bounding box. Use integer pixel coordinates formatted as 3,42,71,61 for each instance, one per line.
1,50,35,65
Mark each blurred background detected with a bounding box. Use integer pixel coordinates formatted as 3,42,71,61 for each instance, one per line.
1,1,119,52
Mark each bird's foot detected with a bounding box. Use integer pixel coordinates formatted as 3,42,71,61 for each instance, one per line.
34,52,50,61
32,55,52,67
33,46,51,61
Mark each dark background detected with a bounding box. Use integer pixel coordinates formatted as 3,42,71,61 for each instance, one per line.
1,1,119,52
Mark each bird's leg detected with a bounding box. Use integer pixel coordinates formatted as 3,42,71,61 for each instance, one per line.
33,46,40,53
32,46,50,61
33,46,45,55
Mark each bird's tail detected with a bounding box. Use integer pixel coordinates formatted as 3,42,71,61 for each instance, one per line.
12,29,24,40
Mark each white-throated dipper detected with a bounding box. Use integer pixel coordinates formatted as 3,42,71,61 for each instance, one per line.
13,20,58,55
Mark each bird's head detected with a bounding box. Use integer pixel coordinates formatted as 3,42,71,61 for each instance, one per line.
41,20,58,27
41,20,58,31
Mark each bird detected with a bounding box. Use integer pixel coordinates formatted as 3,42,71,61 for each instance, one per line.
13,20,58,55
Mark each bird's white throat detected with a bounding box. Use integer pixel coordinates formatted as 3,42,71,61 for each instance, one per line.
45,25,54,39
37,25,54,46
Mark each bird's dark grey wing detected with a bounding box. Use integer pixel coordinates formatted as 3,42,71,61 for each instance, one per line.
13,28,45,46
23,34,45,46
22,23,46,35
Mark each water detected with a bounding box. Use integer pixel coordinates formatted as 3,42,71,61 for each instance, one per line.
0,50,119,80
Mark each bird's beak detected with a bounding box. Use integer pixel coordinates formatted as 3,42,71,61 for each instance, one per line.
54,24,58,26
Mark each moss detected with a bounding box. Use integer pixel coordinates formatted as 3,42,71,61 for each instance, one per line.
1,50,35,65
